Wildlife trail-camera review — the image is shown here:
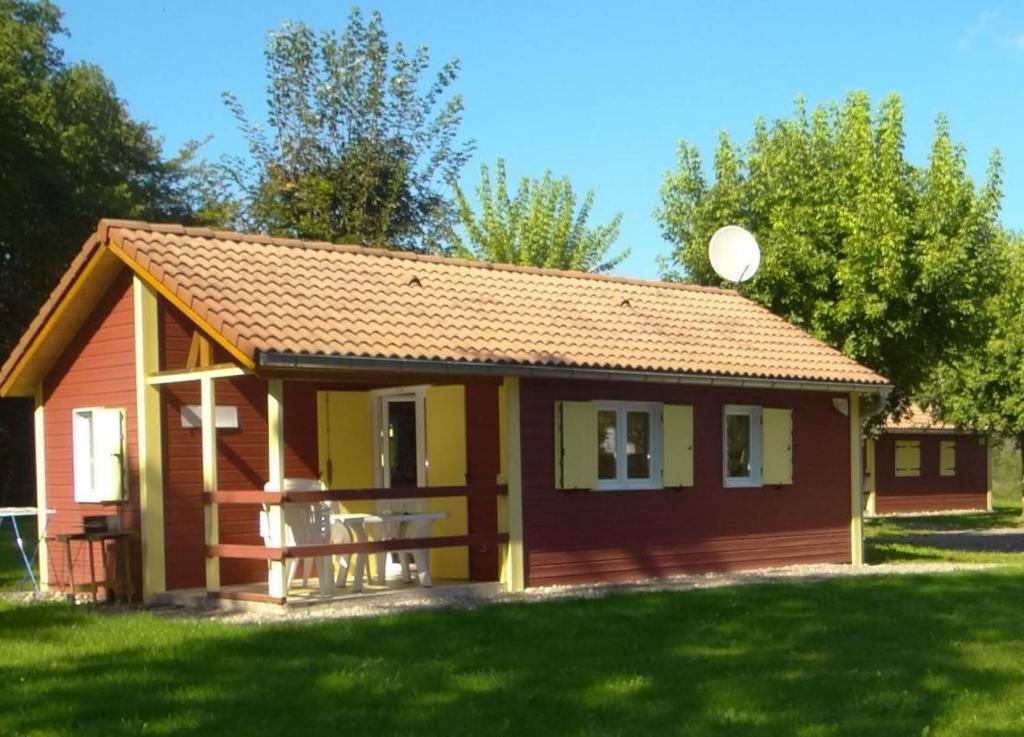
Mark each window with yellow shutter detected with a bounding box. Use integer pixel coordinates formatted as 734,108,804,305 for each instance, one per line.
894,440,921,477
939,440,956,477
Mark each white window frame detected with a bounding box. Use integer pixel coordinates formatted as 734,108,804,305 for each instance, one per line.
370,385,427,489
723,405,763,488
595,401,662,491
72,407,126,503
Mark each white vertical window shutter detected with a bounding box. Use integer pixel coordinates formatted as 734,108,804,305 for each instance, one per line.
94,408,126,502
72,410,96,502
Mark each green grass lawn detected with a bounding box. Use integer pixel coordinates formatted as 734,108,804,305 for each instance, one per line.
4,571,1024,736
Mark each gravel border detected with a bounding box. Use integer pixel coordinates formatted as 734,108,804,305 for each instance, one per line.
1,560,1002,625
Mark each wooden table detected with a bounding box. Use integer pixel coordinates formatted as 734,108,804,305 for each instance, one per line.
47,531,136,605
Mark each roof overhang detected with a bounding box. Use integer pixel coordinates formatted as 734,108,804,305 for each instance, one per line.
259,351,893,396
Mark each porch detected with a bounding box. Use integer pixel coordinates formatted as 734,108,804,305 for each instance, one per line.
144,357,525,606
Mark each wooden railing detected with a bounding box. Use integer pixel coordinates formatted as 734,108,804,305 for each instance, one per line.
204,483,508,562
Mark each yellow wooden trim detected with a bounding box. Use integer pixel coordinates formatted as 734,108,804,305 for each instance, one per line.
105,239,256,371
849,392,864,566
662,404,694,487
0,246,115,397
201,376,220,592
267,378,288,599
147,364,248,385
864,438,877,517
186,331,214,370
554,400,598,490
425,385,469,580
762,408,793,485
33,385,48,590
502,377,525,592
986,437,994,512
134,277,166,600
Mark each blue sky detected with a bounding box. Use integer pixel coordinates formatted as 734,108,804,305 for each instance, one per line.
58,1,1024,279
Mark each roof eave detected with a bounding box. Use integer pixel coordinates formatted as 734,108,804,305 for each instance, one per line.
257,351,892,395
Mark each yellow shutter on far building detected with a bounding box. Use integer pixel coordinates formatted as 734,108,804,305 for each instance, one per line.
762,408,793,485
554,401,598,490
662,405,694,487
894,440,921,477
425,385,468,580
939,440,957,477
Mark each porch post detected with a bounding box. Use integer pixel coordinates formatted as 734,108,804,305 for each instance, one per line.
33,384,48,590
502,377,525,592
201,376,220,592
133,276,166,600
864,438,877,517
267,378,288,600
849,392,864,565
986,436,994,512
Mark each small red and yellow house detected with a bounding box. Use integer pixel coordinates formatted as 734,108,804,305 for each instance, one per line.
0,220,889,605
864,405,991,516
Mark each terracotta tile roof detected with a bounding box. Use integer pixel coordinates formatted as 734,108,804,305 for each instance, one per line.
3,219,890,392
884,404,959,433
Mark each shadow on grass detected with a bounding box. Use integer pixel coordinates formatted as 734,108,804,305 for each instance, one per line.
4,571,1024,736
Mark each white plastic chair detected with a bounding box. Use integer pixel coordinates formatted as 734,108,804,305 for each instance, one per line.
260,478,344,592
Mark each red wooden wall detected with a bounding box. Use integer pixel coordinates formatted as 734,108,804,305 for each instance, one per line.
873,433,988,514
159,304,322,590
41,271,141,596
518,378,853,587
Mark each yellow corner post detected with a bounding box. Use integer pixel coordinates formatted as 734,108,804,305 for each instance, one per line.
267,378,288,599
201,376,220,592
502,377,525,592
133,276,166,600
864,438,876,517
849,392,864,566
33,384,48,590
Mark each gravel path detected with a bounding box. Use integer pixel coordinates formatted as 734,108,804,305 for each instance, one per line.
2,559,1004,625
898,528,1024,553
187,560,998,625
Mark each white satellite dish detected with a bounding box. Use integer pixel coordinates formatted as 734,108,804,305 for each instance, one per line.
708,225,761,284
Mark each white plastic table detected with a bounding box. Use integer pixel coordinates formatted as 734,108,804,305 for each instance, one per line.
0,507,53,594
330,512,446,592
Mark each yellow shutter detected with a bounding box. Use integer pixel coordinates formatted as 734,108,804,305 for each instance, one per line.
939,440,956,476
425,385,468,580
894,440,921,477
317,391,375,515
662,405,694,487
554,401,598,490
762,408,793,485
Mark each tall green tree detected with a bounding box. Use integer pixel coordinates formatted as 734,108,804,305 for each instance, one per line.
452,158,628,272
0,0,211,503
656,92,1005,408
222,8,474,253
920,233,1024,495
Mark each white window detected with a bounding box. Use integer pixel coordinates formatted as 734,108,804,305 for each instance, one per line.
723,405,763,488
595,402,662,490
73,408,126,503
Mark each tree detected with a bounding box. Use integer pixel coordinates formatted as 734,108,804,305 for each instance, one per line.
451,158,628,272
656,92,1005,409
920,233,1024,502
222,8,474,253
0,0,212,503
